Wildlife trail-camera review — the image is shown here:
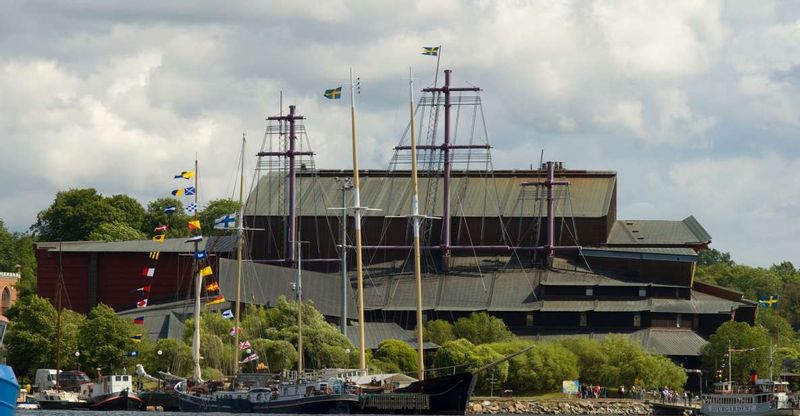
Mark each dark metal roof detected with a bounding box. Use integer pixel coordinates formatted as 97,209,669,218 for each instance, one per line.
245,170,616,218
582,247,698,263
37,236,236,254
346,322,438,350
539,272,684,288
607,216,712,246
117,299,191,340
217,258,357,319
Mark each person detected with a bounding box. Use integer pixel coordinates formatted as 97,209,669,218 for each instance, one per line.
683,390,688,406
619,385,625,398
593,384,600,399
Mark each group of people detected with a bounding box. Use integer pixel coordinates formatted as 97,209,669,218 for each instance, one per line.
576,383,605,399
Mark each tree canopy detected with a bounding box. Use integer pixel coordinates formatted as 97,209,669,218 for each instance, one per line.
452,312,513,345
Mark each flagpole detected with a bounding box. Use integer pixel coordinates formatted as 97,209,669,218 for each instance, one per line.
233,135,245,376
191,157,202,383
433,45,442,89
350,67,368,375
409,67,425,381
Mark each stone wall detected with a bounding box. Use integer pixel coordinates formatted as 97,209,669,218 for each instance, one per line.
468,398,652,415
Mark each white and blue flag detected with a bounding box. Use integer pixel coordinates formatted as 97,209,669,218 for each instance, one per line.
185,202,198,214
214,213,237,229
222,309,234,319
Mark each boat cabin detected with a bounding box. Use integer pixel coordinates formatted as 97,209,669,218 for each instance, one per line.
80,375,134,399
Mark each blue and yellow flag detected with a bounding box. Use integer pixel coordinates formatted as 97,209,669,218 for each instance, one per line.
421,46,440,56
758,295,779,309
174,171,194,179
324,86,342,99
130,334,143,343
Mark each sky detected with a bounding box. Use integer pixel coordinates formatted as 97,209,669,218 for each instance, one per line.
1,0,798,267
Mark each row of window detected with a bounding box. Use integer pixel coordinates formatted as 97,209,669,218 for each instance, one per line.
525,312,687,328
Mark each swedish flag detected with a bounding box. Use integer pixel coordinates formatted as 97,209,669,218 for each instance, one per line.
421,46,440,56
758,295,779,309
324,86,342,99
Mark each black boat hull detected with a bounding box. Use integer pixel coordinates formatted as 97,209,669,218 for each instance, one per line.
139,390,180,411
37,399,89,410
88,390,144,411
358,372,477,415
178,391,358,413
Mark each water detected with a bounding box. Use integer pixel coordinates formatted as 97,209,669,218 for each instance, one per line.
16,413,646,416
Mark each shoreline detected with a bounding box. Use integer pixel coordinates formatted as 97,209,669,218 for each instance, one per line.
468,397,654,415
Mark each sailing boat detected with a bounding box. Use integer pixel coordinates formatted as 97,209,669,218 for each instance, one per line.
35,244,89,410
346,68,477,415
175,139,359,413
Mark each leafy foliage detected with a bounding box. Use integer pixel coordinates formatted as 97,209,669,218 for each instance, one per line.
33,189,142,241
143,198,191,238
452,312,513,345
702,321,770,383
201,199,241,235
423,319,455,346
88,221,146,241
77,304,136,375
374,339,418,373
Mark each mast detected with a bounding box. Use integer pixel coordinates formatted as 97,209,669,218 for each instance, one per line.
728,343,732,386
233,135,245,375
55,243,63,390
349,68,368,374
409,67,425,380
296,239,304,374
191,158,202,383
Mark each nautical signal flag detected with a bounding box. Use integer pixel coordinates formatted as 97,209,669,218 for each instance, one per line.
137,299,148,308
240,353,259,364
154,225,168,232
257,362,268,371
164,205,177,214
188,220,201,230
207,295,226,306
186,235,203,243
185,202,198,214
175,171,194,179
214,214,236,230
171,188,184,197
152,234,166,243
239,340,251,350
200,266,213,277
184,187,196,196
133,317,144,325
422,46,440,56
222,309,234,319
229,326,243,336
195,250,208,260
206,281,219,292
759,295,779,309
149,251,160,260
130,334,143,343
142,267,155,277
324,86,342,99
135,285,151,293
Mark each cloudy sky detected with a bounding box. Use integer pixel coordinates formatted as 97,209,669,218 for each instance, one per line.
1,0,798,267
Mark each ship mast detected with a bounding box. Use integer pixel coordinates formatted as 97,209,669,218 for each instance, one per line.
349,68,368,375
55,243,63,390
191,158,202,383
408,68,426,380
233,136,246,375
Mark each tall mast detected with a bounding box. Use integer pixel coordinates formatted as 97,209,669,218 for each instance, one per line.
233,135,245,375
191,158,202,383
296,238,304,374
350,68,368,374
55,244,63,389
409,68,425,380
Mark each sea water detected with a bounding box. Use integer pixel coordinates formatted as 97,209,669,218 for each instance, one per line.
16,412,650,416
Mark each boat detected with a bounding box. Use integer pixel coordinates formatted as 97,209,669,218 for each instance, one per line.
0,364,19,414
35,247,89,410
701,345,792,416
174,142,360,413
79,374,144,411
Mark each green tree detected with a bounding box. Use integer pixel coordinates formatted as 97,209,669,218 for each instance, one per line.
558,337,608,384
702,321,770,383
489,341,578,393
12,234,37,300
779,280,800,328
105,195,146,231
142,198,190,238
452,312,513,345
201,199,241,235
33,189,122,241
695,263,781,300
140,338,193,377
423,320,454,346
757,309,796,345
374,339,418,373
77,304,136,374
698,248,735,266
249,339,298,372
432,339,476,376
88,221,146,241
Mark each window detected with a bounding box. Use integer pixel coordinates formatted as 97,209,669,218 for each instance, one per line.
633,313,641,327
579,312,587,327
676,313,682,328
585,287,594,297
638,288,646,297
1,287,10,313
526,313,534,327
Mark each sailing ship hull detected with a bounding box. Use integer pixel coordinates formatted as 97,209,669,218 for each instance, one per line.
177,391,358,413
88,390,144,411
139,390,179,411
358,372,477,415
37,399,89,410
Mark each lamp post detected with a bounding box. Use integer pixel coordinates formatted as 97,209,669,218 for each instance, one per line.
74,351,80,371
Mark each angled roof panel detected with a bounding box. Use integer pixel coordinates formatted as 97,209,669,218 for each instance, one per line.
607,217,713,246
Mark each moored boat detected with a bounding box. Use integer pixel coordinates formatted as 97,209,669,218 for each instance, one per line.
80,374,144,411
